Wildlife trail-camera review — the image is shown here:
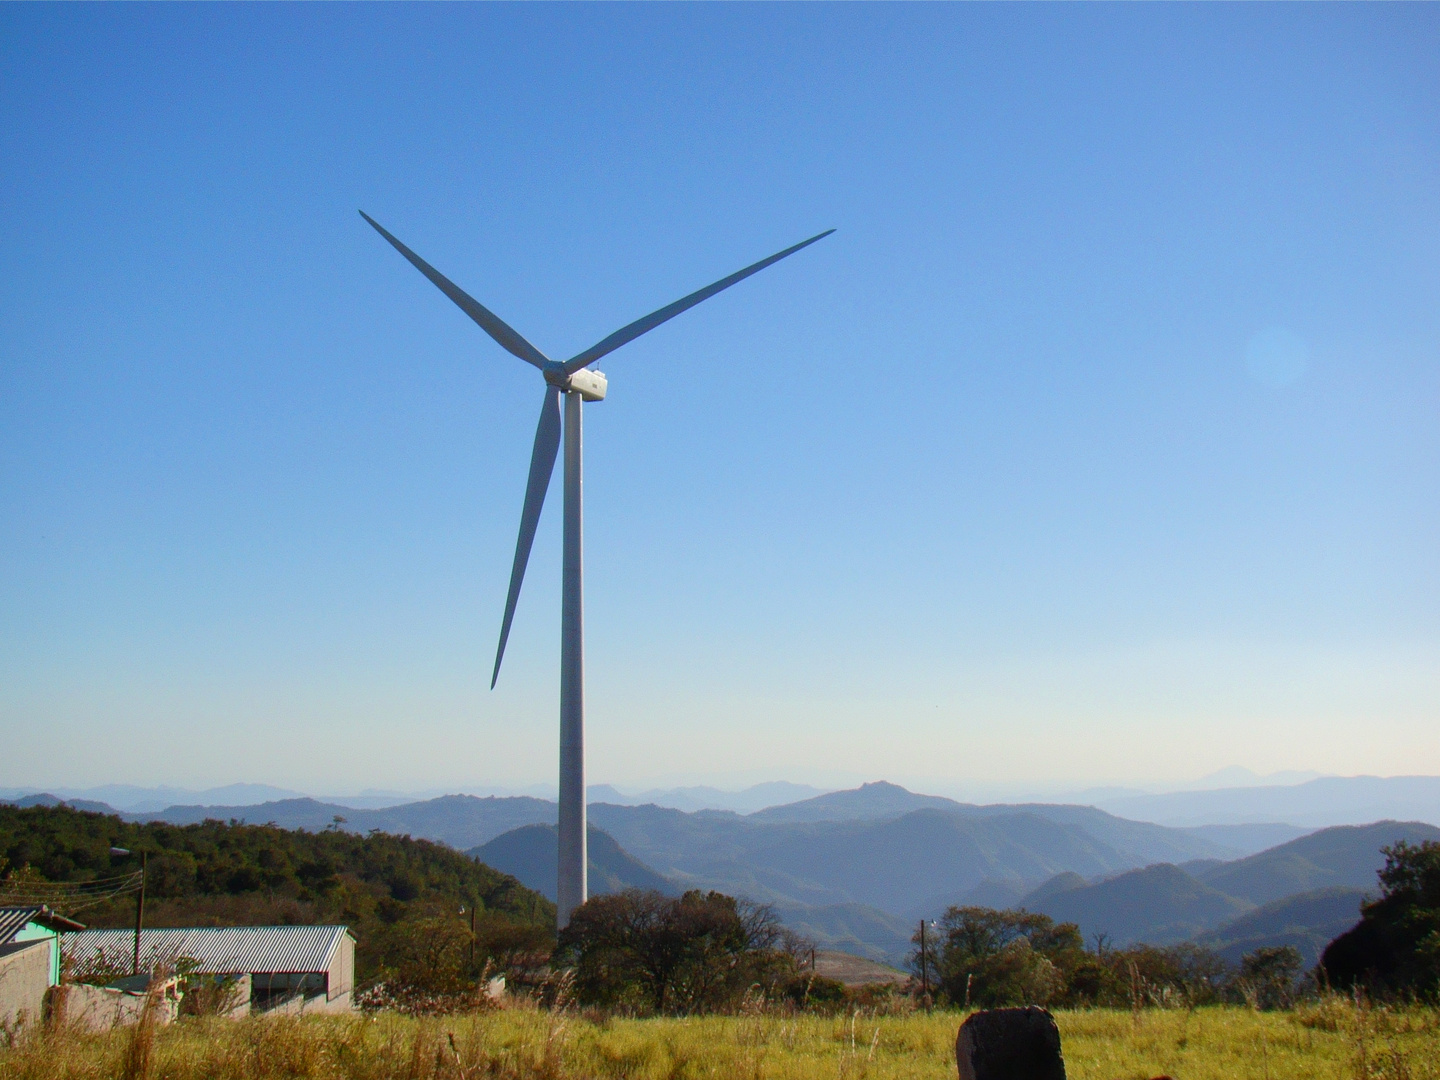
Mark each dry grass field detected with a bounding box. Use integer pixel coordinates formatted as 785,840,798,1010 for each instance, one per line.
2,999,1437,1080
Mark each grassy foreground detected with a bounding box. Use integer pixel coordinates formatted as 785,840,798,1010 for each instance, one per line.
3,1001,1438,1080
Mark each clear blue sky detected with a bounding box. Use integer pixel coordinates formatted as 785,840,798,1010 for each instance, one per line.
3,4,1437,796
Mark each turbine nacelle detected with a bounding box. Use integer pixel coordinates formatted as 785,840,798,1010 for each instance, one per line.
546,364,607,401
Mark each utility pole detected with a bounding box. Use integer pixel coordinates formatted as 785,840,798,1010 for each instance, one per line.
919,919,929,1003
469,903,477,970
133,852,147,976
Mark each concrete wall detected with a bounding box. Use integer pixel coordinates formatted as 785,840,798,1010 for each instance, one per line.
216,973,251,1019
10,925,61,985
304,989,352,1014
255,990,350,1017
327,933,355,1003
57,980,180,1033
0,942,50,1033
181,973,251,1019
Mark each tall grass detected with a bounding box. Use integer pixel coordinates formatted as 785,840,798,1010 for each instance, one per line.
2,999,1437,1080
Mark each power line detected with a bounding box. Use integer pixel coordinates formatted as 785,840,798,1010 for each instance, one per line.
0,871,144,913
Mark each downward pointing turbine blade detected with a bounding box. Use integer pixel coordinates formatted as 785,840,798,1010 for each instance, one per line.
359,211,550,370
562,229,835,374
492,386,563,688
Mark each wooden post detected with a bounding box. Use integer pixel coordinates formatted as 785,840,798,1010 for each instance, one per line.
920,919,931,1004
133,852,146,976
469,903,477,970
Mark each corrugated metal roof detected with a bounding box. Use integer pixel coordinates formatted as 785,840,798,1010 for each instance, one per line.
0,905,84,941
61,925,351,975
0,908,42,943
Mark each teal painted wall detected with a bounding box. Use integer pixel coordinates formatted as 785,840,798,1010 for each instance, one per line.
13,924,61,985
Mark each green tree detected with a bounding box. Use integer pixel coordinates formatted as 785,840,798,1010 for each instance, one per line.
916,907,1084,1008
555,889,795,1014
1322,840,1440,998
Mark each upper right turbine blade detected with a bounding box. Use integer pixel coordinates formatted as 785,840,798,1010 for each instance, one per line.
360,211,551,370
562,229,834,373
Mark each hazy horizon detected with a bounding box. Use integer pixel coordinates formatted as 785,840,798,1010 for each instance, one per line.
0,765,1369,810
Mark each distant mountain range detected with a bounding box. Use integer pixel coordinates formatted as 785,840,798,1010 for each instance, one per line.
1093,775,1440,828
5,792,118,814
457,809,1435,964
1178,767,1325,790
2,779,1245,961
0,781,826,816
587,782,829,814
748,783,962,823
124,794,559,849
10,772,1440,829
0,783,312,814
9,777,1438,966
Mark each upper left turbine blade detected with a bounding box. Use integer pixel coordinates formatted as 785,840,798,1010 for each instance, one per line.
360,211,549,370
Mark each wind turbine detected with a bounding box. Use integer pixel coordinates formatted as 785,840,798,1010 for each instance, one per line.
361,212,832,925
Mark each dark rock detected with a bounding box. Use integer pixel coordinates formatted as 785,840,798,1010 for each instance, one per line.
955,1006,1066,1080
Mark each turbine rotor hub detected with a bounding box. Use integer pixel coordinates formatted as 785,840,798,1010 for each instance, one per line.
545,364,607,401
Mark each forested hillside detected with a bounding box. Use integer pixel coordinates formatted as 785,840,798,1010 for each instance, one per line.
0,804,554,980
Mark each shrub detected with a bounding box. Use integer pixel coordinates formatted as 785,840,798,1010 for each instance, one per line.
1236,945,1303,1010
777,973,849,1011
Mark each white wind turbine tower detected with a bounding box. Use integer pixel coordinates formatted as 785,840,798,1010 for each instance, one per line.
362,212,832,925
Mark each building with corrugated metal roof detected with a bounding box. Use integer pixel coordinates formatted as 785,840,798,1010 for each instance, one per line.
0,906,87,986
63,925,354,1013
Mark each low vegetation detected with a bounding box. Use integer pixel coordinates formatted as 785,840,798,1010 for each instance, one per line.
913,904,1312,1010
7,807,1440,1079
3,1000,1439,1080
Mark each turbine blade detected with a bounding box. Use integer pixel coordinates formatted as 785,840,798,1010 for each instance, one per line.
492,386,563,687
360,211,550,369
562,229,835,374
